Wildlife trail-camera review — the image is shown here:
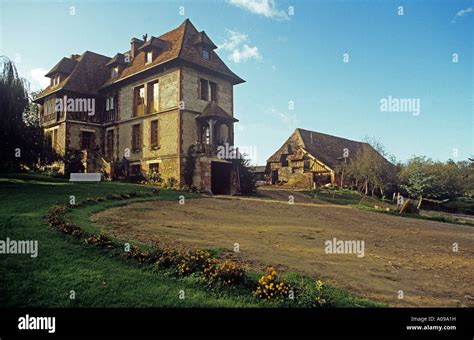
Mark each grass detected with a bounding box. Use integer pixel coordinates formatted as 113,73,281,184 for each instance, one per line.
0,173,259,307
0,173,381,307
306,188,474,226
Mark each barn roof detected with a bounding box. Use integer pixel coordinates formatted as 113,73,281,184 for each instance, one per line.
267,128,390,170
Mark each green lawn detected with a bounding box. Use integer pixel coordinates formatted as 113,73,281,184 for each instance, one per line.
0,173,260,307
0,173,381,307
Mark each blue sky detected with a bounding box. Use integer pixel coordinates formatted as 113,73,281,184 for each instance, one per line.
1,0,472,165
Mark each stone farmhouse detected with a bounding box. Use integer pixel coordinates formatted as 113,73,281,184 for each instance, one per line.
34,19,244,194
266,128,391,186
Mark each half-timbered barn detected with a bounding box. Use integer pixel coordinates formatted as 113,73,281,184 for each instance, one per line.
266,128,389,186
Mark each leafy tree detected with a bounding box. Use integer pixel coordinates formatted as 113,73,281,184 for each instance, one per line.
399,157,435,200
345,140,397,196
0,57,58,172
399,157,466,200
231,155,256,195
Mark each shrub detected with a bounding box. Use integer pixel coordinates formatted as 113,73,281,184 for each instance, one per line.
290,279,327,307
124,245,156,264
155,248,183,269
143,170,162,186
84,234,116,249
64,150,85,175
166,177,177,189
231,156,256,194
254,267,291,300
106,193,123,200
204,260,246,287
179,249,212,275
47,205,68,226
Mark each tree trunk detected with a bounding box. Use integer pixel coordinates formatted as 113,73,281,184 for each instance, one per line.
365,181,369,195
417,196,423,210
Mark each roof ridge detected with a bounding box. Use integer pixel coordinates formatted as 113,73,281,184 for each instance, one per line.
177,18,194,59
297,128,365,144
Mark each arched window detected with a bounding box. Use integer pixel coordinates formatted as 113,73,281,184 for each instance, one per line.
201,125,210,144
217,123,229,144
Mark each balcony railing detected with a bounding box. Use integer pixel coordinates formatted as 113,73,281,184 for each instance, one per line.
104,109,116,123
68,111,102,123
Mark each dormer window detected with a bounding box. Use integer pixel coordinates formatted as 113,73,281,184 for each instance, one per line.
146,51,153,64
111,66,119,78
202,49,210,60
52,75,60,87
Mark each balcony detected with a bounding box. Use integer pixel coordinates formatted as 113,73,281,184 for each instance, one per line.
103,109,116,123
68,111,102,123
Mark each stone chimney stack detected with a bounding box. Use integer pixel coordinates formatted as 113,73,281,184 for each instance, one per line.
130,38,143,59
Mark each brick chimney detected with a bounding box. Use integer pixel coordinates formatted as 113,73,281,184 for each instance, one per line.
130,38,143,59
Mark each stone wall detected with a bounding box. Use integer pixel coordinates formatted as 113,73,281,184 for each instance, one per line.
45,122,66,156
115,67,181,182
180,66,233,116
66,122,103,152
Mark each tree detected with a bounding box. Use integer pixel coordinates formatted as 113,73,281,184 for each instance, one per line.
0,56,30,171
231,155,256,195
399,157,466,201
345,140,396,196
399,157,435,200
0,56,59,172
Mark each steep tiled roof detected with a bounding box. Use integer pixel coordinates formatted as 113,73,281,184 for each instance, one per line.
101,19,244,88
296,129,368,168
35,51,111,102
139,36,168,51
190,31,217,49
267,128,390,170
178,20,243,84
106,53,127,66
34,19,244,102
44,57,78,77
197,101,238,122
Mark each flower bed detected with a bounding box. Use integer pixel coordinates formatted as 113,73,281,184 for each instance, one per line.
46,191,355,307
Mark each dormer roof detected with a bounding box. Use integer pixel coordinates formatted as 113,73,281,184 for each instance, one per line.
106,53,127,67
45,57,79,77
191,31,217,49
139,36,168,51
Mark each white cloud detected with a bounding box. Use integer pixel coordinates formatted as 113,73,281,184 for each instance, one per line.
30,68,49,89
264,106,298,126
452,7,473,23
228,0,288,20
219,29,262,63
229,44,262,63
218,29,248,50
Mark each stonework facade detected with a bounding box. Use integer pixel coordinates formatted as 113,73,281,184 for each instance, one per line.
34,19,245,194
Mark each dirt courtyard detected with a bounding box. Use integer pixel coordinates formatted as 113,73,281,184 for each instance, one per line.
91,196,474,307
